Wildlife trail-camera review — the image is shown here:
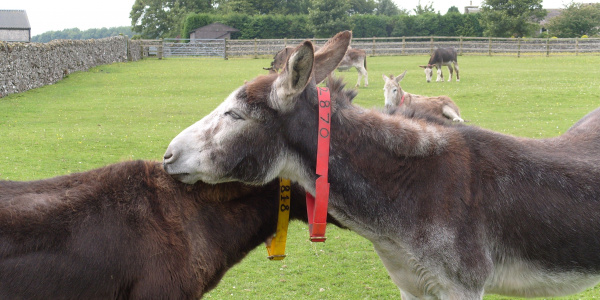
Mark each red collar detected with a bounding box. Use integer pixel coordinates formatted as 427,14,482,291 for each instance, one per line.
306,87,331,242
400,92,405,105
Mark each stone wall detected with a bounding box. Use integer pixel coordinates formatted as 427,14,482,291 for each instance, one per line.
0,36,142,98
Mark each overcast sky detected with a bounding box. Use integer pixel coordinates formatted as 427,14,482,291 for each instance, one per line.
5,0,598,37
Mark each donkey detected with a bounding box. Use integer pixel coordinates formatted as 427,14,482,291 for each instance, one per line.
419,47,459,83
163,31,600,299
383,72,464,122
0,160,335,299
268,46,368,87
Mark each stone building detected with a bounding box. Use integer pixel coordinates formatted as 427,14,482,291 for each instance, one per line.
0,10,31,42
189,22,239,40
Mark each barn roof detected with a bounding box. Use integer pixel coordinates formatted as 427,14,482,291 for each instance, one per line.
0,10,31,29
191,22,239,34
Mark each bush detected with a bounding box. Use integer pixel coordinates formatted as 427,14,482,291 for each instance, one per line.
351,14,389,38
182,13,312,39
181,12,486,39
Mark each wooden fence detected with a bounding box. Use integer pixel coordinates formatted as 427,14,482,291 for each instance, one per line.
138,36,600,59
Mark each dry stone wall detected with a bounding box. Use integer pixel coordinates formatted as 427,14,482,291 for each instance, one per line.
0,36,141,98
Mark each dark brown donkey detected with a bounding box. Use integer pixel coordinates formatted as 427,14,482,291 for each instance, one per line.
419,47,459,83
0,160,332,299
163,31,600,299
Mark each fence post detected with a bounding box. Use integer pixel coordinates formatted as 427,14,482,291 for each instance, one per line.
575,37,579,56
430,36,434,55
517,38,521,58
158,39,163,60
224,39,228,60
546,37,550,57
402,36,405,55
254,38,258,59
459,36,463,56
284,37,287,48
488,38,492,56
372,36,376,56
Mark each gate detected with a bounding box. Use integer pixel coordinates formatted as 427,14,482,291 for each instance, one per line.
163,39,225,58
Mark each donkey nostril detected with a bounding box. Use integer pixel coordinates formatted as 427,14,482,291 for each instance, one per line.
163,149,176,163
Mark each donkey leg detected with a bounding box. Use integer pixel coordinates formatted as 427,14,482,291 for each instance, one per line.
361,66,368,87
442,105,464,122
454,62,460,82
447,65,454,82
436,67,443,82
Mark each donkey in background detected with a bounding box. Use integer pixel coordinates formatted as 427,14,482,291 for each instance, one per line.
419,47,459,82
164,31,600,299
383,71,464,122
0,160,338,299
267,46,368,87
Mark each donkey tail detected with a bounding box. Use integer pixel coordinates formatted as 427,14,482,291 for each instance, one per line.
364,56,367,71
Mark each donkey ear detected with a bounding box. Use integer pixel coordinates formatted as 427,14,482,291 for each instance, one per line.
313,31,352,84
419,65,427,69
273,41,314,109
382,74,389,81
395,71,407,83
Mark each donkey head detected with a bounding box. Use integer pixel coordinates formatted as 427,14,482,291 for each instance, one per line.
382,71,407,106
419,65,434,83
163,31,351,186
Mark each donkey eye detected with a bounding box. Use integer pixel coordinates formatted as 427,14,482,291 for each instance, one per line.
393,89,397,93
225,111,243,120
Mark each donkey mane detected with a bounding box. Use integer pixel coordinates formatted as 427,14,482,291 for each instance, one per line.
329,85,451,157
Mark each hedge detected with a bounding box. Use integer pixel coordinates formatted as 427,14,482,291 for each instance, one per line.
181,12,484,39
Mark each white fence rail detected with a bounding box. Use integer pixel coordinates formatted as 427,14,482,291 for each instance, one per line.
138,36,600,59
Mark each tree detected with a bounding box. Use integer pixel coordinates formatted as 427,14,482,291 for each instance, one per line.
447,6,460,14
479,0,547,37
349,0,376,14
130,0,215,38
216,0,311,14
546,2,600,37
32,27,135,43
375,0,401,16
414,0,435,15
309,0,352,37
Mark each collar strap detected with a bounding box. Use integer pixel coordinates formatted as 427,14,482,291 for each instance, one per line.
266,178,292,260
400,92,405,106
306,86,331,242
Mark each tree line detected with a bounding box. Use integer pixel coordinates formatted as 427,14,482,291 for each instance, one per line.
32,27,134,43
131,0,600,39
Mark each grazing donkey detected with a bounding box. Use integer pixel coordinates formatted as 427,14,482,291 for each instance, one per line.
419,47,459,83
0,160,333,299
383,72,464,122
269,46,368,87
163,31,600,299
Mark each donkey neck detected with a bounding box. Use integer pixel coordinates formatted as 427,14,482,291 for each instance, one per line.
336,106,449,157
397,89,416,106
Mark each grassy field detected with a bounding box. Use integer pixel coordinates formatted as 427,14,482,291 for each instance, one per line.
1,54,600,299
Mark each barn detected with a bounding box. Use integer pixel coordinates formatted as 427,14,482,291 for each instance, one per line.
0,10,31,42
189,22,239,40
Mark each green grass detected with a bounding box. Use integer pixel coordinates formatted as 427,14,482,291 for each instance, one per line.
1,55,600,299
